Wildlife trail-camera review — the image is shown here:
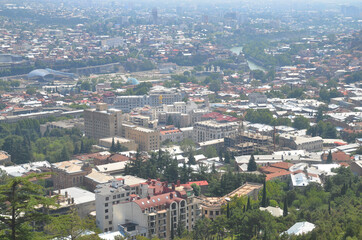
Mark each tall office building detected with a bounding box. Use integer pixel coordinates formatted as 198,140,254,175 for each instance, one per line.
84,103,123,140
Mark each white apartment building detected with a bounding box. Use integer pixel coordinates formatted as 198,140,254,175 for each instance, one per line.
112,187,200,239
95,177,147,232
114,87,184,113
193,120,238,143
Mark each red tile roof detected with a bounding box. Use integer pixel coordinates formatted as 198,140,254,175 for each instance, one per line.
266,171,291,181
133,192,183,210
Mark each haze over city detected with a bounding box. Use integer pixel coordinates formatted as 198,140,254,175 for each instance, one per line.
0,0,360,239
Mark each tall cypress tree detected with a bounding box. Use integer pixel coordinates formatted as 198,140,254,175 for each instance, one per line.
326,150,333,164
73,143,79,155
60,146,69,162
110,137,115,152
247,154,257,171
247,196,251,211
80,140,85,153
116,140,121,152
261,178,267,207
283,197,288,217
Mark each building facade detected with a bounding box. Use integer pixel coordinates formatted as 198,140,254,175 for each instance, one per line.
84,103,123,140
193,120,238,143
122,124,160,151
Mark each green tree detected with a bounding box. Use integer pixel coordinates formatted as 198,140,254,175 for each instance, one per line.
110,137,116,152
283,197,288,217
247,154,257,171
188,152,196,165
326,150,333,164
0,173,56,240
60,146,70,162
191,183,201,196
44,208,100,240
292,116,310,130
224,151,231,164
73,143,80,155
246,196,251,210
261,178,267,207
204,146,217,158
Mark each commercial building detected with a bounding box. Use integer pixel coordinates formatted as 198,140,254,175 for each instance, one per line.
122,124,160,151
84,103,124,140
193,120,238,143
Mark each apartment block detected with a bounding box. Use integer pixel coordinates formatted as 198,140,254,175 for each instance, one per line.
193,120,238,143
84,103,123,139
122,123,160,151
114,86,183,113
101,180,200,238
95,177,147,232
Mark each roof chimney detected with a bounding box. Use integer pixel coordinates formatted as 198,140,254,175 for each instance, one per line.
71,198,74,204
67,198,70,204
65,191,68,198
147,195,151,200
177,180,180,187
170,192,173,199
172,183,175,191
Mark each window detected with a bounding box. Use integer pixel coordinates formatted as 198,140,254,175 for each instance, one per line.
113,195,116,199
216,211,219,215
104,228,108,232
117,194,120,198
105,215,109,219
105,203,108,207
109,227,112,231
204,210,208,214
105,197,109,201
210,211,213,216
105,209,108,213
109,221,112,225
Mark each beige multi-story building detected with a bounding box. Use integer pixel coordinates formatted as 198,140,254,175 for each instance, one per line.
279,134,323,152
200,182,263,220
51,160,92,190
84,103,123,140
122,123,160,151
193,120,238,143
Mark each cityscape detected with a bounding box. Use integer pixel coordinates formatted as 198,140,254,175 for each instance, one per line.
0,0,361,239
